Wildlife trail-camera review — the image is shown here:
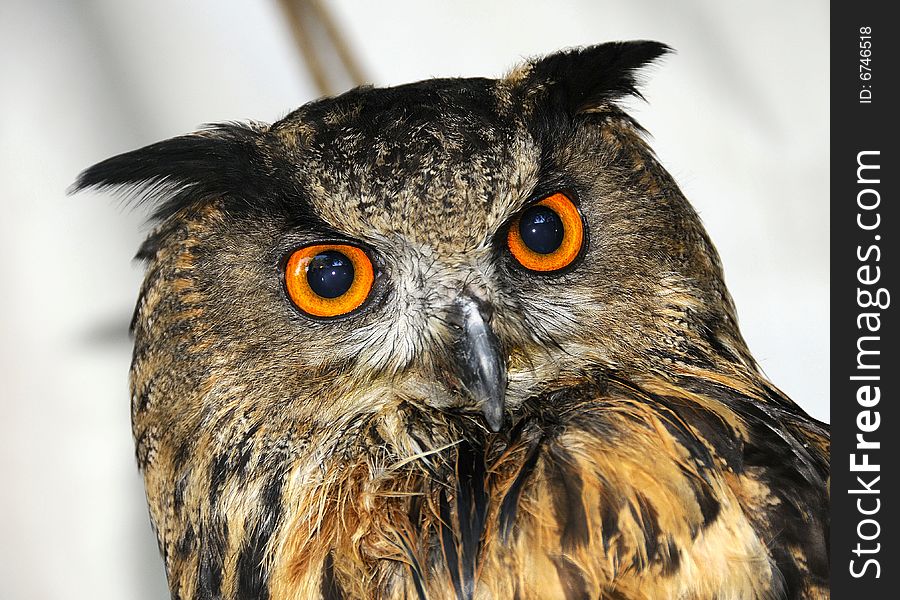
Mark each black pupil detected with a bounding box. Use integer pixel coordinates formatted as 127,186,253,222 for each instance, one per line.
306,250,355,298
519,206,564,254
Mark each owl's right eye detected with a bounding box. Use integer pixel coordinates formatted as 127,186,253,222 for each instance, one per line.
284,244,374,318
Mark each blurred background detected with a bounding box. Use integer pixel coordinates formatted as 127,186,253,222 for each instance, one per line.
0,1,827,598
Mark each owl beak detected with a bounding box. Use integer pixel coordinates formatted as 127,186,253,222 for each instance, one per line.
453,294,506,432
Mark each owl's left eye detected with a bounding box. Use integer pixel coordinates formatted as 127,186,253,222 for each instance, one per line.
507,192,584,272
284,244,374,318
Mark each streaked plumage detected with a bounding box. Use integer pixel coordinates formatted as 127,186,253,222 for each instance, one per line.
76,42,829,599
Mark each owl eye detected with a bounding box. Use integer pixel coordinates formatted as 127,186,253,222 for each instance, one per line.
507,192,584,272
285,244,374,318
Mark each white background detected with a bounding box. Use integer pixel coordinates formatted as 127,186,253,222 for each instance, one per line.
0,1,827,598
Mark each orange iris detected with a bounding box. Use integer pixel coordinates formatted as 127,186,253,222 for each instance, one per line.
507,192,584,272
285,244,374,317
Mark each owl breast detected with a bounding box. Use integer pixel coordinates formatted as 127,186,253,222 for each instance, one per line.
265,374,822,600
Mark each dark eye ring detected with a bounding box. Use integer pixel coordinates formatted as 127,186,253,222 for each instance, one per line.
507,192,583,271
284,244,374,317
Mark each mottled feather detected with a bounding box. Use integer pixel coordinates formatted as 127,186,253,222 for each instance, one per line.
75,41,829,600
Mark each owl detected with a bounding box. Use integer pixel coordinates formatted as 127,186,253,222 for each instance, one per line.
76,42,829,599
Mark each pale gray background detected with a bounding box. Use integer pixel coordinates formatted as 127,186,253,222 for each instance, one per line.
0,1,827,598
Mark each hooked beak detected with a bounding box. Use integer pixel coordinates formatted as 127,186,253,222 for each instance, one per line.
453,294,506,432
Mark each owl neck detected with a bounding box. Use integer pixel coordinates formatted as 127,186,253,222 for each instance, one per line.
151,356,815,599
201,368,807,598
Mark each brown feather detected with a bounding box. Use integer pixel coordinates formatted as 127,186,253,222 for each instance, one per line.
76,43,829,600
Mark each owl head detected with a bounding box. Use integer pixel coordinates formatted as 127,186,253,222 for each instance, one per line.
76,39,753,480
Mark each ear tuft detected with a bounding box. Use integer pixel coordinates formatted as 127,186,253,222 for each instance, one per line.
71,122,263,221
521,41,672,114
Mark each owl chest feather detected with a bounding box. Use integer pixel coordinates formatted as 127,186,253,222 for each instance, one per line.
249,378,828,600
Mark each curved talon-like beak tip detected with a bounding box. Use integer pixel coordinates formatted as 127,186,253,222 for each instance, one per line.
454,293,507,433
482,399,504,433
